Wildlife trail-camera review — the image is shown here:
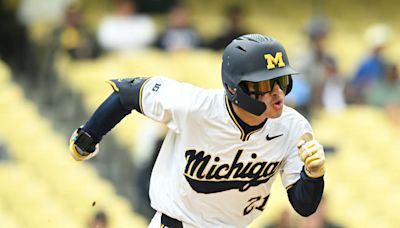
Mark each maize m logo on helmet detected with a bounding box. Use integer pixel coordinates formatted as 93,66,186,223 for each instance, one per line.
264,52,286,70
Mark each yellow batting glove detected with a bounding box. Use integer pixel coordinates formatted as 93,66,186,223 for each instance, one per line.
297,133,325,178
69,128,99,161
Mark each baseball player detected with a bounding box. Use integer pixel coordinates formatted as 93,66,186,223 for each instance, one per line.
70,34,325,227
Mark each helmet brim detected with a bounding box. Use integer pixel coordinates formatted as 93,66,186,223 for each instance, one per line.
241,66,299,82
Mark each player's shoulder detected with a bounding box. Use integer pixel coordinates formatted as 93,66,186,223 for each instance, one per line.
144,76,224,109
272,106,313,149
145,76,203,90
280,105,309,124
142,76,201,97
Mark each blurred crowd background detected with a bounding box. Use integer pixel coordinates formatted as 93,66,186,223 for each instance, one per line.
0,0,400,227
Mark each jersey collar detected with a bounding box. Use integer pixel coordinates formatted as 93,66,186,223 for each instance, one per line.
224,96,267,141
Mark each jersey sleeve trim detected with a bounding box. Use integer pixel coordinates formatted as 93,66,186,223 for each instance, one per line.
106,80,119,92
286,184,294,191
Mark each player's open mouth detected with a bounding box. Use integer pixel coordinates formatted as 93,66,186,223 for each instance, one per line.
272,100,283,109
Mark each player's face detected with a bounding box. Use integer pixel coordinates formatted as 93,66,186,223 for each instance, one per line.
256,83,285,118
247,76,288,119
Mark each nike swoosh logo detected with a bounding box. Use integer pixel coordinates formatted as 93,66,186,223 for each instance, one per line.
266,133,283,141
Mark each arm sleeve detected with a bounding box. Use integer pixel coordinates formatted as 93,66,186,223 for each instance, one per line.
81,77,150,144
287,167,324,216
82,92,131,144
82,76,196,144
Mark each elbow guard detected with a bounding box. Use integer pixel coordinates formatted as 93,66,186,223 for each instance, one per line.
107,77,149,113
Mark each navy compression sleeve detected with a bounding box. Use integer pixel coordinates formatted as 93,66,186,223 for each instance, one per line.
82,92,131,144
287,167,324,216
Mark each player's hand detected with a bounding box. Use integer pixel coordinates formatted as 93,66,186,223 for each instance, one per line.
297,133,325,178
69,127,99,161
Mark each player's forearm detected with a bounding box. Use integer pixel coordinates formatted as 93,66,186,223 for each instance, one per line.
81,77,149,143
287,167,324,217
69,78,148,161
82,92,131,144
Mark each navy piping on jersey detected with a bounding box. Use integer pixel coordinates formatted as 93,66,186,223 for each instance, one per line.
224,96,267,141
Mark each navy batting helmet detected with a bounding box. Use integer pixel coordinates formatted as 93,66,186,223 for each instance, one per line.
221,34,299,116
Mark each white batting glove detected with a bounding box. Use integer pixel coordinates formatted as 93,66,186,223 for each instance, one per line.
297,133,325,178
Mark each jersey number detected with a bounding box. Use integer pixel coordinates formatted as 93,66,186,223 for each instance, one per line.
243,195,270,216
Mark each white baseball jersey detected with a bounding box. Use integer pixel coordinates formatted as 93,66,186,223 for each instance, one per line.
141,76,313,227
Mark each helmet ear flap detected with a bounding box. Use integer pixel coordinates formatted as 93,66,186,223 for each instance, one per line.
285,75,293,95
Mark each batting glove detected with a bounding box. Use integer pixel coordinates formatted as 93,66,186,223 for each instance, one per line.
297,133,325,178
69,127,99,161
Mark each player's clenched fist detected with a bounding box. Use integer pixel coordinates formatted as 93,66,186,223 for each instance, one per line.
297,133,325,178
69,127,99,161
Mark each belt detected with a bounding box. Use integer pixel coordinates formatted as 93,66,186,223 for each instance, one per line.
161,213,183,228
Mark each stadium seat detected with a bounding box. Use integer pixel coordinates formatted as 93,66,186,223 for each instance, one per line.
0,61,148,227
